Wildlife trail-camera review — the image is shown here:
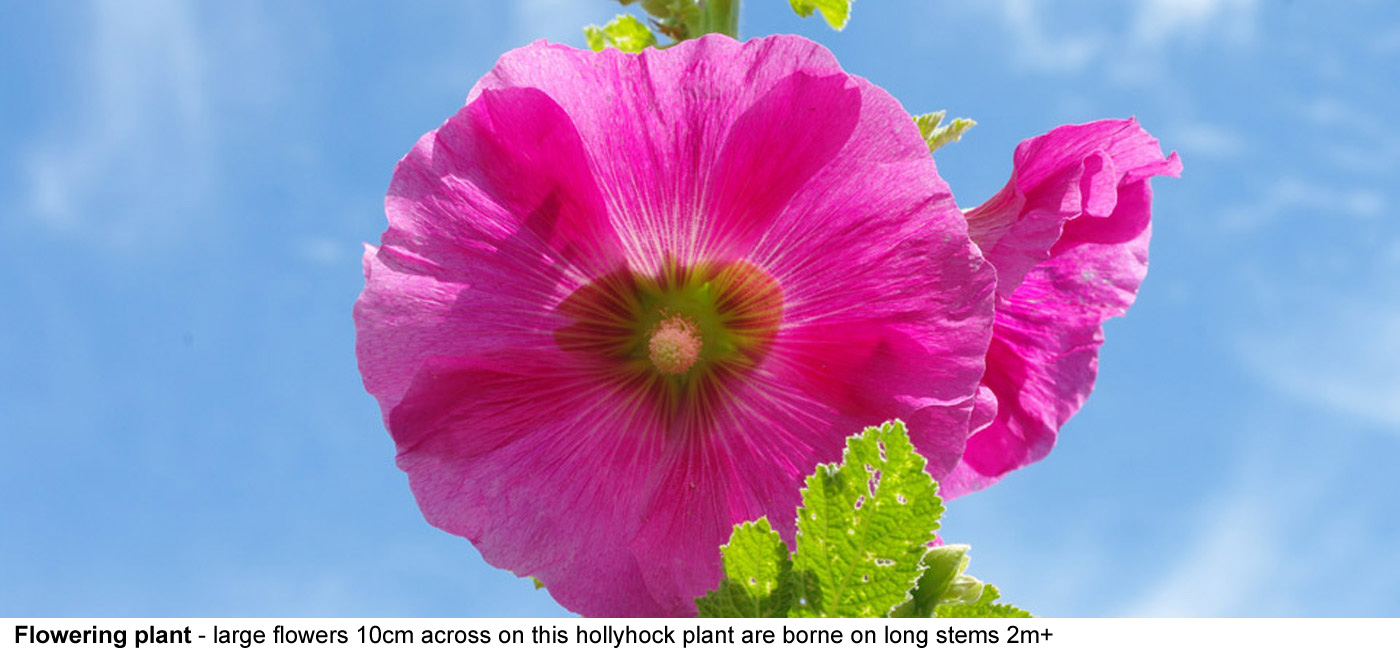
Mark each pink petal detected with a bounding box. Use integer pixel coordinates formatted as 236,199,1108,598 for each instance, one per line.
357,86,625,409
944,119,1181,498
469,35,850,271
705,71,861,257
390,352,669,616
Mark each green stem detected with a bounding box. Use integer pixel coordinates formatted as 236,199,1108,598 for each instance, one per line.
700,0,740,38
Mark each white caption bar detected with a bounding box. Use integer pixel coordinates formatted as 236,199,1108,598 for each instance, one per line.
4,618,1396,650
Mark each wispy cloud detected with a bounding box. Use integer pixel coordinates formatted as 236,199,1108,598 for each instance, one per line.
1301,97,1387,133
1298,97,1400,177
1111,0,1259,86
1122,486,1279,616
1239,301,1400,431
1218,176,1384,233
982,0,1258,81
20,0,211,250
1167,121,1247,160
1119,439,1366,617
992,0,1102,73
1130,0,1258,48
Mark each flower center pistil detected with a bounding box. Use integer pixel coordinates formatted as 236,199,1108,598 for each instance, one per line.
648,316,702,375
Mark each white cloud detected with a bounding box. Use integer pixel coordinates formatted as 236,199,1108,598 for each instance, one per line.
1319,143,1400,176
1120,371,1398,617
1301,97,1382,132
1219,177,1384,233
991,0,1102,73
1240,302,1400,431
1122,487,1278,616
1131,0,1258,48
20,0,211,250
1120,446,1361,617
984,0,1258,80
1111,0,1258,86
1168,121,1247,159
1297,98,1400,177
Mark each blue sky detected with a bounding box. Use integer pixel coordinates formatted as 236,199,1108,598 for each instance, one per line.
2,0,1397,617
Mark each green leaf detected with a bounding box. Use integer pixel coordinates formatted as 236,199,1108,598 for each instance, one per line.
531,577,545,590
913,110,946,138
584,25,606,51
790,0,852,30
791,420,944,617
914,111,977,153
935,584,1033,619
890,544,969,618
696,518,794,617
692,419,1032,618
583,14,657,53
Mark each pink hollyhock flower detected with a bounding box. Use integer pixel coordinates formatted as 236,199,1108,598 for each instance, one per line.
941,119,1182,498
354,34,995,616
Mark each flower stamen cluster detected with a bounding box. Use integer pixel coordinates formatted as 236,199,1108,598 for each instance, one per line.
649,314,702,375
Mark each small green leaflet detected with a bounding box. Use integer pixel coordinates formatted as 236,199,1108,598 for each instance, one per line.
694,518,793,617
914,110,977,153
584,14,657,53
789,0,853,30
695,420,1030,618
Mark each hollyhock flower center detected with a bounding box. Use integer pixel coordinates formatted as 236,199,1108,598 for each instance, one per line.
555,258,783,408
648,315,702,375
